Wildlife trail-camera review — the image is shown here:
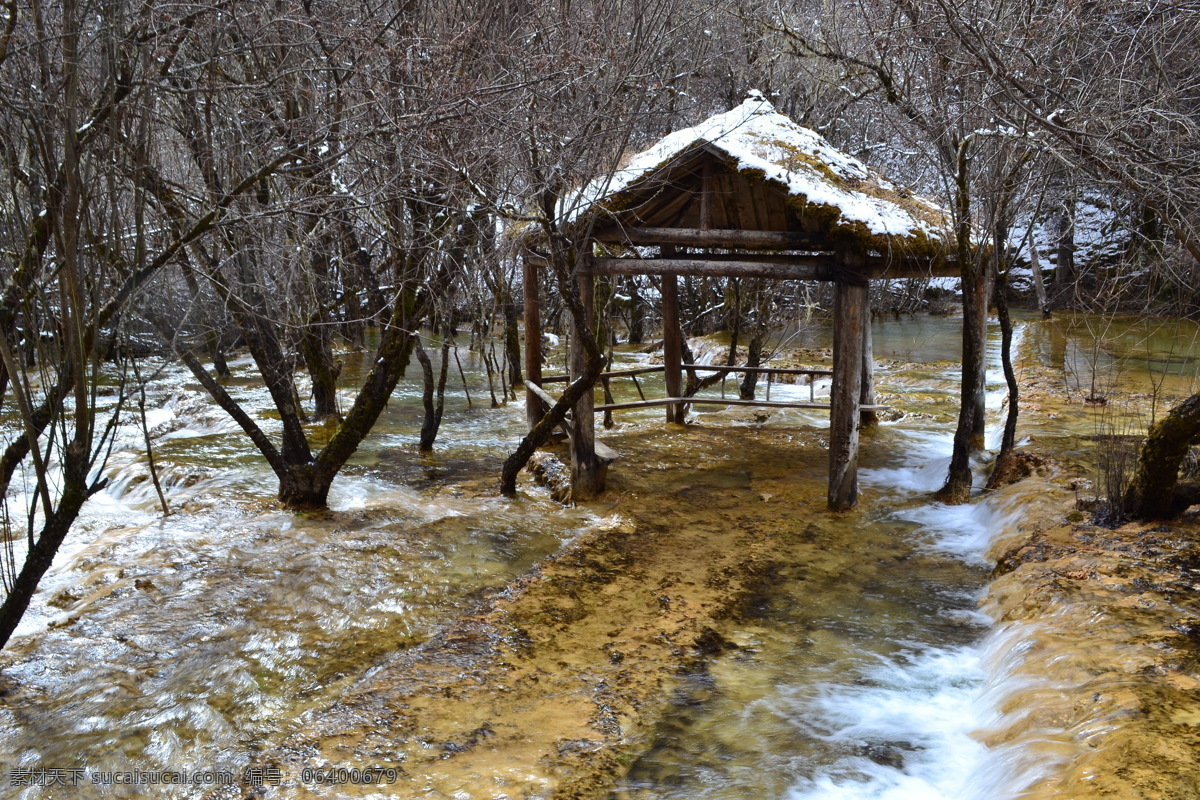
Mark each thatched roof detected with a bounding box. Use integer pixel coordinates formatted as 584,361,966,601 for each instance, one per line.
568,93,952,261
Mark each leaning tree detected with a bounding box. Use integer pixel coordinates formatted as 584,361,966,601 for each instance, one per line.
1124,394,1200,521
140,0,530,509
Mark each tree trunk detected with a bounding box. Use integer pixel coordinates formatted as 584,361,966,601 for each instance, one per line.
277,463,333,510
211,343,230,379
1125,393,1200,520
986,272,1022,490
626,275,645,344
337,217,371,347
1026,226,1050,317
739,334,764,400
738,282,773,400
415,338,450,453
504,301,523,388
0,443,98,650
415,339,437,452
299,326,342,422
1052,194,1076,293
968,264,991,450
297,221,341,421
937,141,988,504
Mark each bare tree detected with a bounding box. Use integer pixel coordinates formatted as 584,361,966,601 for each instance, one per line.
763,1,1001,502
425,0,732,495
0,0,279,648
925,0,1200,267
143,0,504,508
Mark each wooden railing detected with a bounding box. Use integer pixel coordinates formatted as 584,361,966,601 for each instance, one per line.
534,364,876,413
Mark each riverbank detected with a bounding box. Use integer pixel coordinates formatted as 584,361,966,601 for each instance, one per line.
980,470,1200,800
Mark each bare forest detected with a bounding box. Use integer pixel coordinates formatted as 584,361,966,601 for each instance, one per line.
3,0,1198,644
2,1,1200,794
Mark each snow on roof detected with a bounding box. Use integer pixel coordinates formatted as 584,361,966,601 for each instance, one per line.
570,93,950,247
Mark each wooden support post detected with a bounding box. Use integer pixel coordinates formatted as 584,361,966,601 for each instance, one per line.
601,376,615,429
829,280,867,511
570,270,603,499
661,270,685,424
860,283,878,427
522,255,545,430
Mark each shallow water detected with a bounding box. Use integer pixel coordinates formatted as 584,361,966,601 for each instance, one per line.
609,426,1004,800
0,350,597,797
610,312,1200,800
1,314,1197,799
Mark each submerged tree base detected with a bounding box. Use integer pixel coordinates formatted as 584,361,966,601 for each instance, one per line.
276,467,334,511
933,474,972,504
1125,393,1200,520
986,450,1047,490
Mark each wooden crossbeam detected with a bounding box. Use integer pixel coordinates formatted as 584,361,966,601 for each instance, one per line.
532,251,956,280
540,364,832,383
592,226,816,249
583,255,959,281
540,366,665,383
594,397,889,412
673,365,831,378
587,256,843,281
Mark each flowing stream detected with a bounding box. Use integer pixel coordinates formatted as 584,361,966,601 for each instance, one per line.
1,314,1198,798
611,312,1200,799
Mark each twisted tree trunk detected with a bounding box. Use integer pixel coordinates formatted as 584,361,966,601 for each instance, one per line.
416,337,450,454
985,272,1022,490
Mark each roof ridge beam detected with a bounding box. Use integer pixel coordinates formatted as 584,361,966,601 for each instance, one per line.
592,226,814,249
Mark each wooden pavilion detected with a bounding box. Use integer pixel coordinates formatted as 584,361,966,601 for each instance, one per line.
521,93,956,511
